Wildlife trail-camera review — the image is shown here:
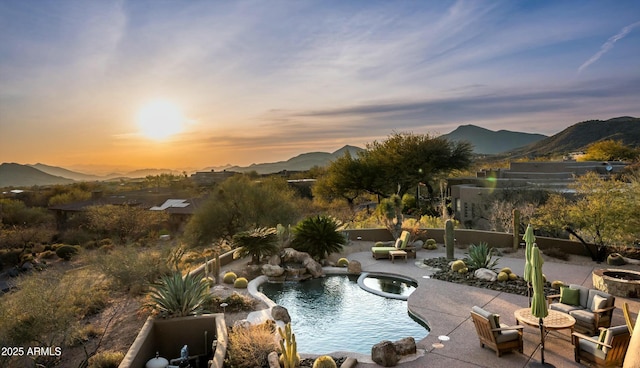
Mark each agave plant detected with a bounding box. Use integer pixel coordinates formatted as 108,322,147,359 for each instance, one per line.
465,242,500,271
146,272,212,317
232,227,279,264
290,215,346,260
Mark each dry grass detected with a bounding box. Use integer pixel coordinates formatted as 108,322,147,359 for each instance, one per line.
227,322,279,368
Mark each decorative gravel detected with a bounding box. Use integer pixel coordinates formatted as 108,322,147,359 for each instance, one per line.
422,257,557,296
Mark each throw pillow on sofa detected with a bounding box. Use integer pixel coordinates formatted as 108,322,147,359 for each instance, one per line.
591,294,608,311
560,286,581,306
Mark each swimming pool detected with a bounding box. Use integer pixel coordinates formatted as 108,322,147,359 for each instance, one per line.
258,275,429,355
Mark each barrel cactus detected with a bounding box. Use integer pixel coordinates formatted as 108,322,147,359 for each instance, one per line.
424,239,438,250
451,260,466,272
551,280,565,290
223,271,237,284
497,271,509,282
508,273,518,281
312,356,337,368
336,258,349,267
233,277,248,288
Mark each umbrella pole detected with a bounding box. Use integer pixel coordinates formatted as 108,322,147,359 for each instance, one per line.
539,318,545,364
528,282,532,307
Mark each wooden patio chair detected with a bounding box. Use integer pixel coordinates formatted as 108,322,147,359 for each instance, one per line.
622,302,636,335
470,306,524,357
572,325,630,367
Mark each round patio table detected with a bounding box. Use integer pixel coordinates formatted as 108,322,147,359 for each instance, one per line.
514,308,576,334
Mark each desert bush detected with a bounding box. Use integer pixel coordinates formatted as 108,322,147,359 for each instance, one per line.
40,250,57,259
208,292,256,313
146,272,212,317
0,248,22,267
0,269,108,349
59,228,94,246
67,323,101,347
465,242,500,271
93,245,171,294
227,323,278,368
56,244,80,260
291,215,346,260
233,227,279,265
87,350,125,368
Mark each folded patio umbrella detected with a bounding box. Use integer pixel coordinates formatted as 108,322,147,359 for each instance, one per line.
523,224,536,307
531,244,549,365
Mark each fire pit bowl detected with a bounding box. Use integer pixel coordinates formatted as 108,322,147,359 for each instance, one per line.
592,268,640,298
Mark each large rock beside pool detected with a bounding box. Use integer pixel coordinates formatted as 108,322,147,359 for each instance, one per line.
262,264,285,277
393,337,416,355
347,260,362,274
281,248,324,278
371,340,399,367
271,305,291,324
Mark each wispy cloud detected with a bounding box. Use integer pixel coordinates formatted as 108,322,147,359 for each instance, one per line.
578,21,640,73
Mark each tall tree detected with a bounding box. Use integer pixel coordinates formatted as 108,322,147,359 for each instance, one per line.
533,172,640,261
315,132,473,211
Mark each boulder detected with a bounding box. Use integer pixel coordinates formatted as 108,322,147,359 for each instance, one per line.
233,320,251,329
281,248,324,278
371,340,399,367
393,337,416,355
475,268,498,282
268,254,281,266
413,240,424,248
267,351,280,368
271,305,291,324
262,264,285,277
347,260,362,274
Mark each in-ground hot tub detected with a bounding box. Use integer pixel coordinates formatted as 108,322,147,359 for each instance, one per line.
592,269,640,298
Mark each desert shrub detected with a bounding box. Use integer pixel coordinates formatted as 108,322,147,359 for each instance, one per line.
93,245,171,294
233,227,279,265
40,250,57,259
208,292,256,313
67,323,101,347
336,258,349,267
98,238,114,246
223,271,238,284
291,215,346,260
60,228,94,245
56,245,80,261
227,323,278,368
543,247,570,261
234,277,248,288
465,242,500,271
0,248,23,267
0,269,108,349
87,350,125,368
146,272,212,317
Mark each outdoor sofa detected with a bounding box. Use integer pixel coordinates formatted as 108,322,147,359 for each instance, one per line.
547,283,616,336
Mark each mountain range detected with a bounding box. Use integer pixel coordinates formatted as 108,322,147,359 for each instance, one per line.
2,116,638,188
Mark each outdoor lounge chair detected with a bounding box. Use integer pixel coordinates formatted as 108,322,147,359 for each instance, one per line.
572,325,630,367
547,284,616,336
371,230,413,259
470,306,523,357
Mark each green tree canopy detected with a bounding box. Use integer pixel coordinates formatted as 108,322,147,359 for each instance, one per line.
184,175,303,247
581,139,639,162
314,132,473,211
533,171,640,261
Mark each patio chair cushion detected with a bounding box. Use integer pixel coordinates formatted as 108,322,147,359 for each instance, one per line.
550,302,582,314
395,238,403,249
596,328,607,350
571,309,598,325
602,325,628,354
578,337,607,361
591,294,608,311
495,323,519,343
471,306,502,335
560,286,581,306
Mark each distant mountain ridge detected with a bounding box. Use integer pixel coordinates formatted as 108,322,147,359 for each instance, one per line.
225,145,364,174
0,163,74,187
441,125,547,154
512,116,640,157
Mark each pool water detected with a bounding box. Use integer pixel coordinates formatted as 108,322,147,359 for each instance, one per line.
259,275,429,354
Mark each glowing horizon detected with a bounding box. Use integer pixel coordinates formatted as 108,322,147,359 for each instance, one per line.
1,1,639,172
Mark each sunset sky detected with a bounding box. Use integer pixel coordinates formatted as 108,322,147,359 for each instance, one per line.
1,1,639,174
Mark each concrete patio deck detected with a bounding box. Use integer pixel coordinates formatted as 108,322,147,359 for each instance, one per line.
339,243,640,368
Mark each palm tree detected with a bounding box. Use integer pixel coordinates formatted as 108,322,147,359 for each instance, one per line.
291,215,346,260
232,227,279,264
146,272,212,317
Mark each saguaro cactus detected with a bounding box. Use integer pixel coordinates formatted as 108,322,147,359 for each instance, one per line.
445,219,454,260
278,323,299,368
512,208,520,251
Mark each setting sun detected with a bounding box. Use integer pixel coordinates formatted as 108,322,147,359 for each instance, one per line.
136,100,185,140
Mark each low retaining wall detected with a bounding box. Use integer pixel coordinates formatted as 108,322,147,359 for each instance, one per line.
343,228,597,257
